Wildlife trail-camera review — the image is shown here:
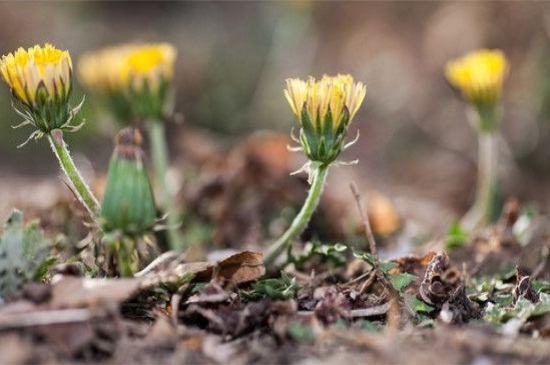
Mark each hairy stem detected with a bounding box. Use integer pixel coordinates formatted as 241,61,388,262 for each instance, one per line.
263,164,329,267
47,133,100,218
148,120,183,250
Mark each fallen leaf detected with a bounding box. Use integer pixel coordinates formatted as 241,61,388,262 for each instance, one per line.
136,251,265,288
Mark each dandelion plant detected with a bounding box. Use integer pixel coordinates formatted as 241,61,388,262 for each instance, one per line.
1,44,100,218
79,43,183,250
263,74,367,267
445,49,509,230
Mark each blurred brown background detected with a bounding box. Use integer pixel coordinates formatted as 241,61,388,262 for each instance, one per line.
1,1,550,228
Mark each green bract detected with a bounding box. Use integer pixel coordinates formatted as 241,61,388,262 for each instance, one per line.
128,76,173,121
299,104,351,165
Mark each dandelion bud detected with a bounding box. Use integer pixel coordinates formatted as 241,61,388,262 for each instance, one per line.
284,74,366,165
1,44,75,133
101,127,156,236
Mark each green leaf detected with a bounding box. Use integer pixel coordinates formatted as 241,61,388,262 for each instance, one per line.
353,251,398,273
389,272,417,292
245,271,301,301
380,261,399,272
404,294,435,314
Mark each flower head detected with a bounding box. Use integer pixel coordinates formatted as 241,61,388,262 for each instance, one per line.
1,44,72,107
78,45,135,95
445,49,508,110
121,44,176,91
1,44,82,137
122,43,176,120
284,74,366,164
78,43,176,122
78,45,137,123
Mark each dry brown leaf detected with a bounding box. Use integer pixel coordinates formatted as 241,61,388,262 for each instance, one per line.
136,251,265,288
215,251,265,283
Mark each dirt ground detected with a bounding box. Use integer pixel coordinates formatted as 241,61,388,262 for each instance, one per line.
1,129,550,365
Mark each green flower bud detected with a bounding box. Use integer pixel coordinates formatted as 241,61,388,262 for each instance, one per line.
101,127,156,236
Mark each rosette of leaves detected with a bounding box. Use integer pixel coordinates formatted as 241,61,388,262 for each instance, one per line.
0,209,53,300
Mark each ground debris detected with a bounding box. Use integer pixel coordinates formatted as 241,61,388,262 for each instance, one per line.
419,252,480,323
513,269,540,304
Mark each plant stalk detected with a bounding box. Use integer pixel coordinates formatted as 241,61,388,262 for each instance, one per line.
47,133,100,218
461,131,498,230
148,120,183,250
263,164,329,267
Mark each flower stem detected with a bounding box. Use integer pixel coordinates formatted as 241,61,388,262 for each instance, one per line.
148,120,183,250
461,131,498,230
47,132,100,218
263,164,329,267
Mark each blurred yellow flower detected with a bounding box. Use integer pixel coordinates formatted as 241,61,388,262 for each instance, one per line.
78,45,135,94
284,74,366,132
78,43,177,121
1,43,72,106
78,43,176,94
121,43,176,92
445,49,508,108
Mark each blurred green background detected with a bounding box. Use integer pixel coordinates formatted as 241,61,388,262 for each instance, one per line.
1,1,550,217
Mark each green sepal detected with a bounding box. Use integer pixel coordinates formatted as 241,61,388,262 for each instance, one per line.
297,105,352,165
322,108,334,147
473,104,499,133
127,76,173,121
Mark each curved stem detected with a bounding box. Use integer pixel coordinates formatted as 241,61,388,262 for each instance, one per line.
263,164,329,267
47,133,100,218
148,120,183,250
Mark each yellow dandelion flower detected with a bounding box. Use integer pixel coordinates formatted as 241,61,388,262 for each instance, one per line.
1,43,72,107
78,43,177,121
78,45,136,95
445,49,508,108
284,74,366,133
121,43,176,92
284,74,366,164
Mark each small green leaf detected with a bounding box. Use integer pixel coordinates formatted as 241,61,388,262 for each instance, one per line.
354,251,398,273
380,261,399,272
389,272,417,292
404,294,435,314
245,272,301,301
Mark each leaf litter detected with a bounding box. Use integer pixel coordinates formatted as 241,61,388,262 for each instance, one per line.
1,132,550,364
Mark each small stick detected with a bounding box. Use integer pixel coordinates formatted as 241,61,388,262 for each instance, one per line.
349,182,381,273
348,302,391,318
349,183,401,302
